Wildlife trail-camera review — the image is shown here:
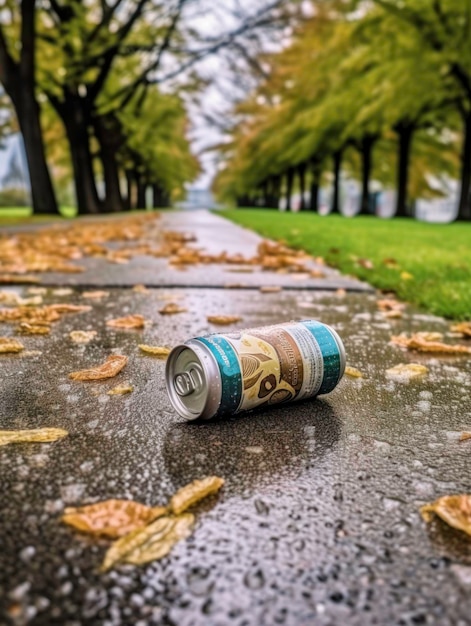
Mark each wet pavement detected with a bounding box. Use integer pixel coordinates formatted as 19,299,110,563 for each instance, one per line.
1,282,471,626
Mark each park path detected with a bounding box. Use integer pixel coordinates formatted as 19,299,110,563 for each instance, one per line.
0,210,470,626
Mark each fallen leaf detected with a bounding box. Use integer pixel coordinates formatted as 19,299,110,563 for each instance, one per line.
0,274,40,284
170,476,225,515
69,355,128,381
106,315,146,329
400,271,413,280
415,331,443,342
345,366,363,378
385,363,429,381
383,310,403,319
101,513,195,571
207,315,242,325
16,322,50,335
138,344,171,357
377,298,405,313
451,322,471,338
226,267,254,273
69,330,97,344
259,286,282,293
383,258,399,268
159,303,188,315
48,304,91,314
310,269,325,278
420,494,471,537
357,258,374,270
459,432,471,442
82,291,109,299
107,384,134,395
0,337,24,353
22,350,42,357
62,500,166,538
391,334,471,354
336,288,346,297
0,427,68,446
132,284,149,293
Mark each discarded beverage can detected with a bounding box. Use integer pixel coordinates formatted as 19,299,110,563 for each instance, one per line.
165,320,346,420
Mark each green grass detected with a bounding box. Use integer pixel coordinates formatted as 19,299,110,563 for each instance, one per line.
0,206,77,223
222,209,471,320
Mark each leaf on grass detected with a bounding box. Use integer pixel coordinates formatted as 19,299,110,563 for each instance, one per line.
420,494,471,537
69,330,97,344
106,315,146,329
69,355,128,381
170,476,225,515
459,432,471,442
345,366,363,378
391,334,471,354
357,258,374,270
17,322,50,335
207,315,242,325
159,303,188,315
138,344,171,357
385,363,429,381
382,258,399,268
0,337,24,353
0,427,68,446
82,291,109,299
451,322,471,338
259,286,282,293
101,513,195,571
62,499,166,539
107,384,134,395
400,271,413,280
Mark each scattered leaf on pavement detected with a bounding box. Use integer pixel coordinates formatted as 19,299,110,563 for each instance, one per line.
336,288,346,297
345,366,363,378
69,330,97,344
459,432,471,442
82,291,109,299
310,269,325,278
159,303,188,315
69,355,128,381
132,284,149,293
16,322,50,335
101,513,195,571
0,274,41,284
106,315,146,329
385,363,429,381
451,322,471,338
138,344,171,357
62,500,166,538
207,315,242,325
420,494,471,537
0,427,68,446
0,337,24,353
107,384,134,395
260,286,282,293
391,334,471,354
170,476,225,515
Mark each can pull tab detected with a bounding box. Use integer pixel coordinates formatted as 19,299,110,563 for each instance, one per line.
174,367,203,397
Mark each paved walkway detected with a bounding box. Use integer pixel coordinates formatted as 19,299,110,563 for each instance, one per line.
0,211,470,626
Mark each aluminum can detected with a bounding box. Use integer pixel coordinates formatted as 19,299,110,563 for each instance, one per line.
165,320,346,421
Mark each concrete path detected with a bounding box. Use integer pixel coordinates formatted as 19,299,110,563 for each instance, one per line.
1,213,470,626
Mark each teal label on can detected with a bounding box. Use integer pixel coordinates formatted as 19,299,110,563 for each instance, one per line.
196,335,242,417
301,320,341,394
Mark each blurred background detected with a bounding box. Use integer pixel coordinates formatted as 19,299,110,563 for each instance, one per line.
0,0,469,222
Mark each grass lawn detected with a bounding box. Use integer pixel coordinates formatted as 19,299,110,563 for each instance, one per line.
0,207,163,226
222,209,471,320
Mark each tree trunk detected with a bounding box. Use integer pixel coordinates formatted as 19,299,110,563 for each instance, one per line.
286,168,294,211
136,175,147,209
298,163,306,210
457,111,471,220
331,150,343,214
93,115,125,213
395,123,414,218
125,170,134,210
273,175,281,209
309,163,321,212
359,135,375,215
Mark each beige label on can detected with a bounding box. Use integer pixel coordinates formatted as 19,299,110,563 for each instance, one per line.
225,323,324,412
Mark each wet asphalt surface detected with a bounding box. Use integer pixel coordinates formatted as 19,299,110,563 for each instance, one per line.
1,284,471,626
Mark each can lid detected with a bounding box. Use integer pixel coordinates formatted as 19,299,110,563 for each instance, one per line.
165,343,220,420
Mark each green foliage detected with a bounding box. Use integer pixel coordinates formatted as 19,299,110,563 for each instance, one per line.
224,209,471,320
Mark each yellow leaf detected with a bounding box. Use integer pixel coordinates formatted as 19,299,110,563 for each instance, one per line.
106,315,146,329
451,322,471,338
69,355,128,381
0,427,68,446
62,499,166,539
391,334,471,354
385,363,429,381
0,337,24,353
101,513,194,571
107,384,134,395
345,366,363,378
69,330,97,344
138,344,171,357
170,476,225,515
16,322,51,335
132,284,149,293
159,303,188,315
400,271,413,280
420,494,471,536
207,315,242,325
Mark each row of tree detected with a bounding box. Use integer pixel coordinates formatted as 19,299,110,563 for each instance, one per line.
213,0,471,221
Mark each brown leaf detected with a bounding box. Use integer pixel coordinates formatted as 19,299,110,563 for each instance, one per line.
159,303,188,315
345,366,363,378
0,337,24,353
106,315,146,329
377,298,405,313
101,513,195,571
451,322,471,338
310,269,325,278
259,286,282,293
420,494,471,537
0,427,68,446
459,432,471,442
138,344,171,357
170,476,225,515
385,363,429,381
357,258,374,270
132,284,149,293
69,330,97,344
16,322,50,335
107,384,134,395
383,310,403,319
82,291,109,299
62,499,166,539
391,334,471,354
382,258,399,268
207,315,242,325
69,355,128,381
48,304,91,314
